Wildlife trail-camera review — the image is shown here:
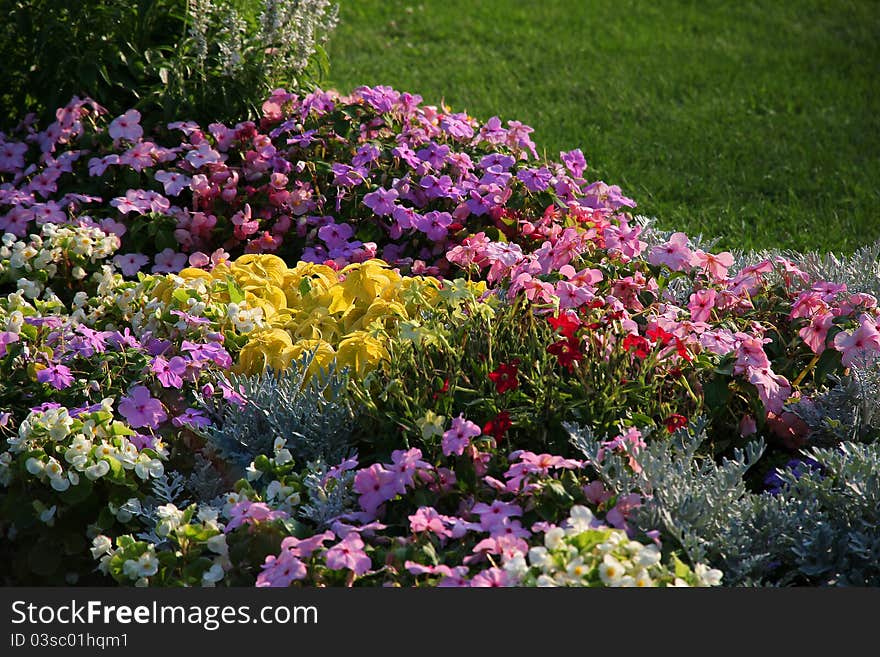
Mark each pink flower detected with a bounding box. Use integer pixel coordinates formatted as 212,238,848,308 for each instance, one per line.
353,464,398,515
152,248,187,273
113,253,149,276
441,414,482,456
118,385,167,429
833,316,880,367
185,143,223,168
225,501,288,533
688,288,717,323
799,311,833,354
256,550,307,587
108,109,143,142
747,367,792,414
648,232,695,271
408,507,453,539
470,567,513,587
734,334,772,374
325,533,371,576
739,414,758,437
280,530,335,558
155,170,192,196
692,249,734,281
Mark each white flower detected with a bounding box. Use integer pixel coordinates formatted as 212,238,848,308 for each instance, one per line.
634,569,654,587
50,475,71,492
155,503,184,537
90,535,113,559
504,554,528,580
206,534,229,556
527,546,550,568
245,461,262,481
201,562,225,587
85,459,111,480
635,544,662,568
274,448,293,466
565,505,595,534
536,574,558,587
544,527,565,551
25,457,44,475
39,505,57,525
694,563,723,587
598,554,625,586
566,557,590,580
123,552,159,580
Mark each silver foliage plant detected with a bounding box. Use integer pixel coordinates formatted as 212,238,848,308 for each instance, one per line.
567,420,880,586
196,350,355,472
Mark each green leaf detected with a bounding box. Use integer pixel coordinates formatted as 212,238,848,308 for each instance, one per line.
814,348,843,384
227,277,245,304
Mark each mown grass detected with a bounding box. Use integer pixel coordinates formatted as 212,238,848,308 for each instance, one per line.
326,0,880,253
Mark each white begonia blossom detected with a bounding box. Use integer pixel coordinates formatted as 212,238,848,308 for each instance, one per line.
544,527,565,551
598,554,625,586
91,535,113,559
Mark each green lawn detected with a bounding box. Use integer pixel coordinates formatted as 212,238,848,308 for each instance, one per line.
326,0,880,253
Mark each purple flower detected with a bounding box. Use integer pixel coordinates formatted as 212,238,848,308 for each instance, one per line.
331,163,367,187
150,355,188,389
318,222,355,248
414,211,453,242
118,385,167,429
0,331,20,357
36,363,74,390
172,408,211,429
561,149,587,178
352,144,381,168
517,167,552,192
362,187,398,216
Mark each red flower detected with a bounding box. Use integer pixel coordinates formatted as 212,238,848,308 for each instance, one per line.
622,334,651,359
547,337,583,370
673,337,693,362
646,325,674,345
483,410,512,442
548,312,581,339
664,414,689,434
432,378,450,400
488,360,520,394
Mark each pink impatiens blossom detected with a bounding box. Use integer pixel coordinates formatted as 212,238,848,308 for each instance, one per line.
833,315,880,367
225,500,289,533
154,170,192,196
688,288,717,323
150,355,188,389
648,232,695,272
408,507,453,539
325,533,371,576
799,311,833,354
112,252,149,276
747,367,792,415
152,248,188,273
118,385,167,429
108,109,143,142
256,549,307,587
353,463,398,515
441,414,482,456
692,249,734,281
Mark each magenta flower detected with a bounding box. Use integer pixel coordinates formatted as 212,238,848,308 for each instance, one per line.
470,567,513,587
108,109,143,142
225,501,289,533
799,311,833,354
693,249,734,281
118,385,167,429
442,414,482,456
171,408,210,429
280,530,336,558
325,533,371,576
747,367,792,414
36,363,74,390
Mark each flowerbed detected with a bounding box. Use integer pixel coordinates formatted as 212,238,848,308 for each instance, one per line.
1,87,879,586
